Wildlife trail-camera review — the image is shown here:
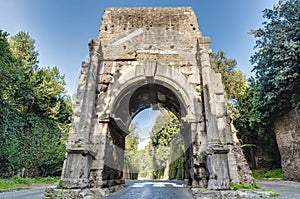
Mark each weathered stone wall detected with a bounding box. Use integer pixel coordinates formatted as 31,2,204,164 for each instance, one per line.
46,7,253,198
274,108,300,181
99,7,202,40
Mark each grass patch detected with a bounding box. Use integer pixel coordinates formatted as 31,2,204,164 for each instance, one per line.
252,180,261,189
253,168,284,179
229,181,279,197
34,176,60,183
0,176,60,190
94,194,102,198
230,182,254,190
262,187,280,197
229,181,261,191
196,187,207,192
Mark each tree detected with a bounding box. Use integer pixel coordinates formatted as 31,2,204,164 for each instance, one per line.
0,30,72,177
210,49,248,101
0,31,19,103
6,31,39,112
210,49,248,121
250,0,300,123
150,109,182,179
30,66,70,119
124,124,139,179
9,31,39,70
169,134,185,180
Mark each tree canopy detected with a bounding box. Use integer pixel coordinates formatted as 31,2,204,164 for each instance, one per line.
210,49,248,102
251,0,300,122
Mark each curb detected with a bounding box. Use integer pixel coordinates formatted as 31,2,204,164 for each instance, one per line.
0,182,54,193
0,187,30,193
256,178,283,181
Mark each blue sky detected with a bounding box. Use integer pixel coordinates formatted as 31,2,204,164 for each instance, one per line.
0,0,277,95
131,108,161,149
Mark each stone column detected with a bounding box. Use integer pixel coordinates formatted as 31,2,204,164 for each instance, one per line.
60,40,101,188
181,120,193,185
89,120,109,188
198,38,230,190
190,121,208,188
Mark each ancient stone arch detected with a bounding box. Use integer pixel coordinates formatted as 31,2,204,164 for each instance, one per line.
46,7,252,198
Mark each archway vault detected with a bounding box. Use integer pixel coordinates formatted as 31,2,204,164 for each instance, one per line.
129,84,182,119
107,62,200,133
46,7,253,199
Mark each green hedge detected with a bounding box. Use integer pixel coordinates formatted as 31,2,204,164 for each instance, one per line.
0,176,60,189
253,168,284,179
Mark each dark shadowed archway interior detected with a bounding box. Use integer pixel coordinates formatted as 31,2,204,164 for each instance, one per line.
129,84,182,119
104,83,193,184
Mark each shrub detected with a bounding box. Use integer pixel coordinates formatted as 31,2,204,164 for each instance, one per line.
253,168,284,179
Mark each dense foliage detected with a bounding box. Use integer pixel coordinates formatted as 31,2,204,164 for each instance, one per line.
228,0,300,170
252,168,284,179
0,30,72,177
251,0,300,123
243,0,300,169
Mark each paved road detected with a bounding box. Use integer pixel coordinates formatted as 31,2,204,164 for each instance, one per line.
102,180,193,199
0,188,44,199
258,180,300,199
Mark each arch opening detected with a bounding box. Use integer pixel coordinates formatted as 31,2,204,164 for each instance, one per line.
108,83,190,181
124,108,185,181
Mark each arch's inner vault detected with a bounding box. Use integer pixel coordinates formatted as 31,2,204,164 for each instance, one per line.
129,84,182,120
45,7,253,199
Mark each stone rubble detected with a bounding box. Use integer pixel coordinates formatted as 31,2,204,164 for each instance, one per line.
191,188,275,199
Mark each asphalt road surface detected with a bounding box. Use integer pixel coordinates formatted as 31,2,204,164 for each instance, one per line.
0,188,44,199
258,180,300,199
102,180,193,199
1,179,300,199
